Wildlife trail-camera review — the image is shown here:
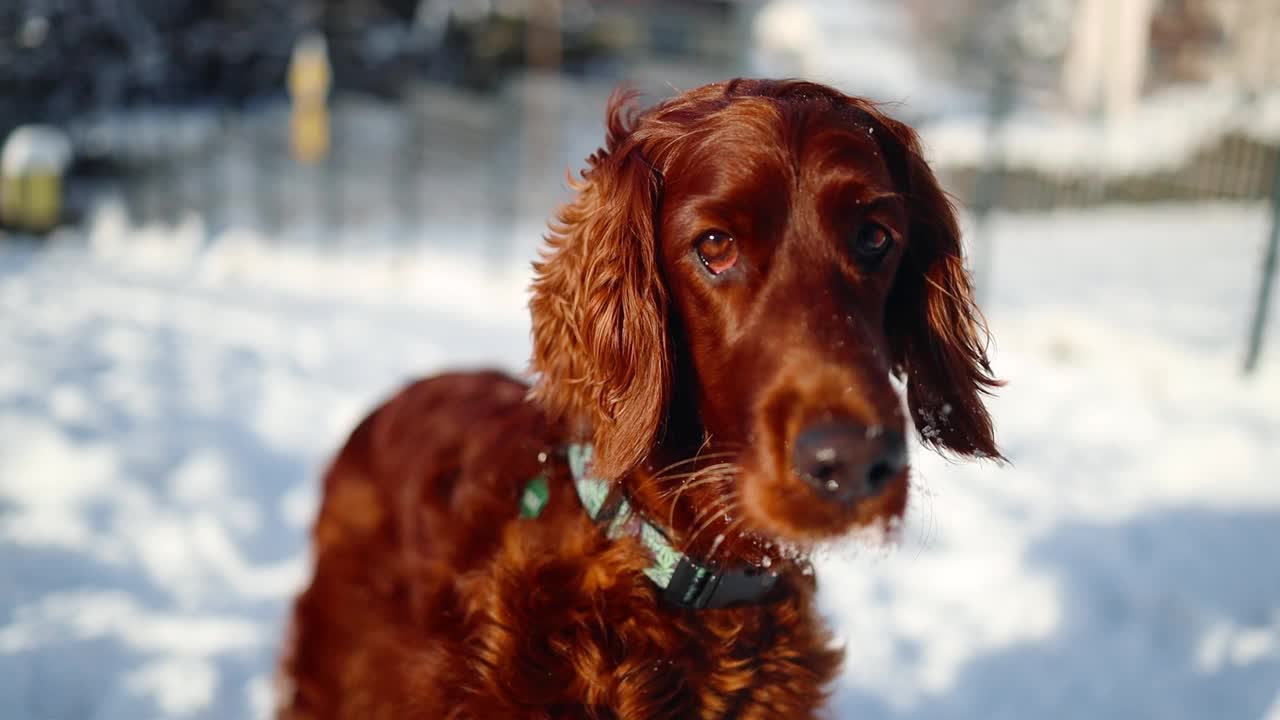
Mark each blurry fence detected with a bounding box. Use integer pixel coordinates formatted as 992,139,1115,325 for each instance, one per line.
68,80,593,264
81,86,1280,227
942,109,1280,374
940,132,1280,211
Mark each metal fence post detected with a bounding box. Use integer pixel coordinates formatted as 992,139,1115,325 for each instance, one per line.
1244,150,1280,374
971,58,1015,309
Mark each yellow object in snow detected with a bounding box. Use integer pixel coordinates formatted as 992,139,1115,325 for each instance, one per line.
1,125,71,233
288,32,332,165
291,106,331,165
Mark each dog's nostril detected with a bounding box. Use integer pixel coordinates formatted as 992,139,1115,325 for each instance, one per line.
866,461,894,493
811,460,839,481
810,460,845,490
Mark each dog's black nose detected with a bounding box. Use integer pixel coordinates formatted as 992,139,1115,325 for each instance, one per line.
792,421,906,504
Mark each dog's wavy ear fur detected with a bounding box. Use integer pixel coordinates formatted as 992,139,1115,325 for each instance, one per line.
529,91,668,478
874,111,1003,460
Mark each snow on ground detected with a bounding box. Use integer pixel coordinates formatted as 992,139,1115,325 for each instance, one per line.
1,201,1278,719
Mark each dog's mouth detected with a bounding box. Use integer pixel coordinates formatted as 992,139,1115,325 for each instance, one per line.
654,440,909,570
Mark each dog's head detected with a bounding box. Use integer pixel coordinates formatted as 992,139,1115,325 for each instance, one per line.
530,79,999,556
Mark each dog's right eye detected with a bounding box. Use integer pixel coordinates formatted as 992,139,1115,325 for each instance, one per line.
695,230,739,275
850,222,894,267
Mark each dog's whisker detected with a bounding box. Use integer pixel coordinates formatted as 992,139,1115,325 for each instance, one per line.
664,473,738,526
707,530,727,559
649,451,739,478
682,493,731,533
683,492,740,553
630,470,715,501
652,463,736,487
653,463,739,492
629,456,739,497
651,462,735,512
656,472,736,502
638,462,739,504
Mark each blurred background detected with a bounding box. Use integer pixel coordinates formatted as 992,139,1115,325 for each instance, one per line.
1,1,1278,718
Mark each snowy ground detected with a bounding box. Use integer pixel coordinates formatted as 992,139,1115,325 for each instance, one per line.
1,200,1278,719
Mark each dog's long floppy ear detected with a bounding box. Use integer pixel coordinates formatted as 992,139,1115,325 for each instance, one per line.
528,91,668,478
876,112,1003,459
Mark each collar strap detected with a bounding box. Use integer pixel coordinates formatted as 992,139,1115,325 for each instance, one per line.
567,443,779,610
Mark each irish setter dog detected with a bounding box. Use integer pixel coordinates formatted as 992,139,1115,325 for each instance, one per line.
278,78,999,719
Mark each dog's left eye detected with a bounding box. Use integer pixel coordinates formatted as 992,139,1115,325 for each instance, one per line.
851,223,894,265
695,230,739,275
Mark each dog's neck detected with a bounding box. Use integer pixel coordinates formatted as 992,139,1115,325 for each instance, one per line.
569,442,784,609
594,317,795,581
639,346,786,568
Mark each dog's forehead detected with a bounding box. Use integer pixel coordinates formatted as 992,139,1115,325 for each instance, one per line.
662,102,894,201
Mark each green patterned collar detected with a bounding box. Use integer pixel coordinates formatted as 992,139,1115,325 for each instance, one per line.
564,443,780,610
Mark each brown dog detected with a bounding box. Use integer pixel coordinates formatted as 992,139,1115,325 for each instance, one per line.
278,78,999,719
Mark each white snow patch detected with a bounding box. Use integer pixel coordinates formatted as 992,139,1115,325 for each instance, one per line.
1198,613,1280,674
245,673,276,720
0,590,261,655
125,657,218,717
1264,691,1280,720
0,420,120,550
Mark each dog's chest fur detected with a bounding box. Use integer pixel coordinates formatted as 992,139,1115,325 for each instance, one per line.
279,373,841,719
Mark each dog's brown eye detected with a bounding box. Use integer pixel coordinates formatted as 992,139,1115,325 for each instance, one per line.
852,223,893,264
695,230,738,275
